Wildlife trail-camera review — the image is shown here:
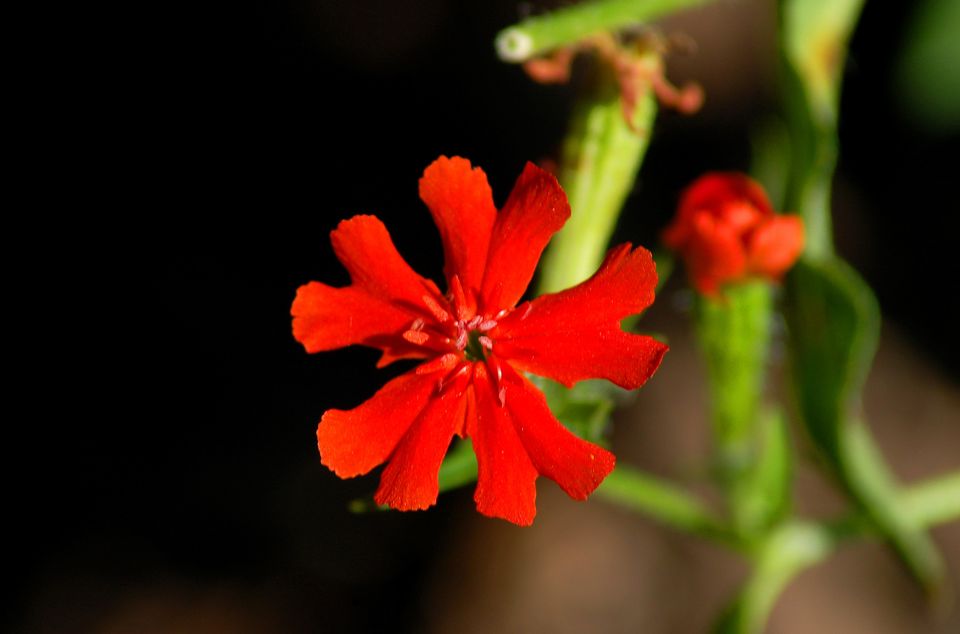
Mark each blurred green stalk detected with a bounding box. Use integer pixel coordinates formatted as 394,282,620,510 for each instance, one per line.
539,57,657,293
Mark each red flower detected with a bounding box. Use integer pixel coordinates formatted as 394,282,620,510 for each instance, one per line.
662,173,804,295
292,156,667,525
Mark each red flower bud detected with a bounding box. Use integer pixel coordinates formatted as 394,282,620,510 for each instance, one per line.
663,173,804,295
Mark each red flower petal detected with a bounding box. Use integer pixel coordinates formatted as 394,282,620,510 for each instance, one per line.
291,282,417,355
678,172,774,225
331,215,436,308
495,244,668,389
471,363,538,526
479,162,570,312
497,330,667,389
374,383,468,511
317,370,437,478
499,243,658,331
747,216,805,279
419,156,497,297
501,364,615,499
685,210,748,295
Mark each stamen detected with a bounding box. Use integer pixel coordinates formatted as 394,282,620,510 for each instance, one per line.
449,275,472,321
478,320,497,332
495,308,509,320
421,294,451,323
466,315,483,329
438,362,472,395
455,325,468,351
403,330,430,345
410,318,425,331
416,353,459,375
479,336,493,350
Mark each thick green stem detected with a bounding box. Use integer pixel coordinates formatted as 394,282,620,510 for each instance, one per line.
696,284,772,457
496,0,710,62
696,283,787,536
538,59,657,293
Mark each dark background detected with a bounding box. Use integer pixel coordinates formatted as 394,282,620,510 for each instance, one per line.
15,1,957,631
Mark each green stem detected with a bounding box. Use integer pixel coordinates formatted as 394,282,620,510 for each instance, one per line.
716,472,960,633
903,471,960,527
596,464,736,545
715,521,833,633
538,57,657,293
496,0,711,62
695,283,784,536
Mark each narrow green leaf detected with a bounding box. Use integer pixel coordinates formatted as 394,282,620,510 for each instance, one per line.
786,257,877,457
786,257,945,588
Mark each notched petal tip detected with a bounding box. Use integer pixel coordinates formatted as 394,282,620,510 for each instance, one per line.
479,163,572,311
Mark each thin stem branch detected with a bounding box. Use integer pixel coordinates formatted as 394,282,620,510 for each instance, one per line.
495,0,710,62
596,465,738,546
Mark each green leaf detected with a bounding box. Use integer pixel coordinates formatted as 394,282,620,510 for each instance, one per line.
779,0,865,259
786,257,877,456
895,0,960,132
782,0,865,127
786,256,944,588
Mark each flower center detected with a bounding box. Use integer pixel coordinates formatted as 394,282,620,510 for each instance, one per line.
464,329,487,362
